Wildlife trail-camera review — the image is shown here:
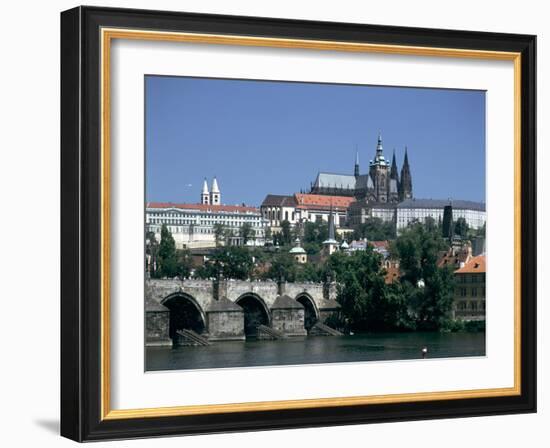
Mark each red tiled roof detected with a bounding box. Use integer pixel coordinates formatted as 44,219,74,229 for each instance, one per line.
293,193,355,210
455,255,486,274
437,248,472,268
369,240,390,249
385,265,400,284
146,202,259,213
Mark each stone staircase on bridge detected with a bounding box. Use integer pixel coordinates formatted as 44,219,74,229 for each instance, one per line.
309,322,344,337
175,329,211,346
256,325,287,340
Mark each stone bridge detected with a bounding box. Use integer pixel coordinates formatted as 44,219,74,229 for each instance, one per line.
146,279,341,346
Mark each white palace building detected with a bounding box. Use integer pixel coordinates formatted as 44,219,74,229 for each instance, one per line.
146,178,268,249
396,198,486,231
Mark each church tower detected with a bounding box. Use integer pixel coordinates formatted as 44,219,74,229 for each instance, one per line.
201,178,210,205
354,148,360,177
399,147,413,200
389,149,400,203
369,132,390,203
210,177,221,205
322,205,339,255
390,149,399,183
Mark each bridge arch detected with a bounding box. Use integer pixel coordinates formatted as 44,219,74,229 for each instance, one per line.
295,293,320,331
235,293,271,338
161,292,206,340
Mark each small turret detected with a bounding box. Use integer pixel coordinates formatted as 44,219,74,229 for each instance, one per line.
323,205,339,256
201,178,210,205
210,177,221,205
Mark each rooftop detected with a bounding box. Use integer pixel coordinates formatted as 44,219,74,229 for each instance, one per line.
294,193,355,210
455,255,486,274
147,202,259,213
369,240,390,250
397,198,486,211
313,172,356,190
261,194,297,207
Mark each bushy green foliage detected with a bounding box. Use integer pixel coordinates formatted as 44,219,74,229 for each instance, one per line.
391,222,455,330
157,225,178,278
213,223,227,247
264,252,297,282
176,249,193,279
303,220,329,245
454,217,469,238
263,251,321,283
195,246,254,280
352,217,396,241
239,223,254,245
280,220,292,245
328,249,409,332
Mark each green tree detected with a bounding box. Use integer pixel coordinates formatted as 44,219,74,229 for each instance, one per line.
240,222,254,245
157,225,178,278
352,217,395,241
280,220,292,246
213,223,227,247
265,227,272,244
391,222,455,330
454,217,469,238
295,262,321,282
303,220,329,246
145,230,159,277
195,246,254,280
264,252,297,282
442,206,453,239
329,248,408,332
176,248,193,278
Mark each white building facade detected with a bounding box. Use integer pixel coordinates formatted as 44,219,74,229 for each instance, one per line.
146,202,268,249
260,193,353,232
396,199,486,231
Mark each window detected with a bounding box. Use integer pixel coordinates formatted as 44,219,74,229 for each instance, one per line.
471,287,478,297
460,288,467,297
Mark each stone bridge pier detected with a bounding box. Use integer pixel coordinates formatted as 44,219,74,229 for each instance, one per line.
145,279,340,346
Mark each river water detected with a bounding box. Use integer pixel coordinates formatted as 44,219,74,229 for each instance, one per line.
146,332,485,371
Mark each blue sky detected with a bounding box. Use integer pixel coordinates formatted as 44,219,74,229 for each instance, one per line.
145,76,485,206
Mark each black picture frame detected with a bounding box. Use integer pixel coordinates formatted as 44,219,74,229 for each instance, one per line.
61,5,536,442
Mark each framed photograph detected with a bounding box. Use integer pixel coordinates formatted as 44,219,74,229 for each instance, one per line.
60,6,536,441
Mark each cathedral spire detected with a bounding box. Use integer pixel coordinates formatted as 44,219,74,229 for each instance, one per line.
376,131,383,156
354,146,360,177
390,148,399,181
399,146,413,200
403,146,410,167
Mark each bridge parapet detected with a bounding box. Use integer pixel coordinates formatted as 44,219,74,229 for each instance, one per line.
146,278,339,311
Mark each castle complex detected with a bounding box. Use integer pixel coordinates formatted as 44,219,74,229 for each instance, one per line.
310,133,412,203
261,133,485,231
145,132,486,250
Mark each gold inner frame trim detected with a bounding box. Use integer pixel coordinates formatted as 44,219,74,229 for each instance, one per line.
100,27,522,421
